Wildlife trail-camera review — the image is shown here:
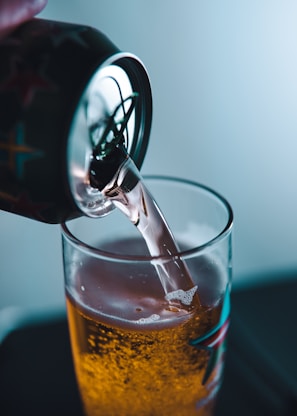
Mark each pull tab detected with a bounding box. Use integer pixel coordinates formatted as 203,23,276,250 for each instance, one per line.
90,93,139,158
88,93,139,191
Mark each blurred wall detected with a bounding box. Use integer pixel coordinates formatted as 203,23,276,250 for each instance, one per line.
1,0,297,311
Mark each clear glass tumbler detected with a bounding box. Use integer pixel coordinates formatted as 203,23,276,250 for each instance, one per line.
61,175,233,416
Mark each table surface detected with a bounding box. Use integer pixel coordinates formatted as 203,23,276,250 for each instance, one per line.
0,276,297,416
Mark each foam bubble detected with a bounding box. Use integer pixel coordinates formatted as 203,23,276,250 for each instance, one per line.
165,285,198,306
134,314,160,324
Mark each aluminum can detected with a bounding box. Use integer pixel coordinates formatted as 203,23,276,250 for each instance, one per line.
0,18,152,223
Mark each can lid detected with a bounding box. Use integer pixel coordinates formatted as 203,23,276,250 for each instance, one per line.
67,53,152,218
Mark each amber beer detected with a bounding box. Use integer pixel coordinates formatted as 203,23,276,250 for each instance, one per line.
62,176,233,416
65,239,229,416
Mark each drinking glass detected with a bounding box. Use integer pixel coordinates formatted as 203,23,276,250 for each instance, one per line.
61,175,233,416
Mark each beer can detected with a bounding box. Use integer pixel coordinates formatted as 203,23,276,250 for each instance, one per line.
0,18,152,223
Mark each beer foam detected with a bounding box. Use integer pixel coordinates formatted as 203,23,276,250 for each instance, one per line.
165,285,198,306
134,314,160,324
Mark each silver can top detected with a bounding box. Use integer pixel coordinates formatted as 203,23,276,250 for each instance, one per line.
67,52,152,218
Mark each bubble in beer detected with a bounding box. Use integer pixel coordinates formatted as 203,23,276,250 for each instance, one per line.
165,285,198,306
135,314,160,324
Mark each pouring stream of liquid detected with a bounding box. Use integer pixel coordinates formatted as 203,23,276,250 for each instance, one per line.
101,154,200,310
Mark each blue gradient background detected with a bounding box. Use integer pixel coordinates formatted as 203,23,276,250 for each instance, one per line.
1,0,297,311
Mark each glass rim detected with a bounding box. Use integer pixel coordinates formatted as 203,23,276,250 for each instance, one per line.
61,175,233,262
